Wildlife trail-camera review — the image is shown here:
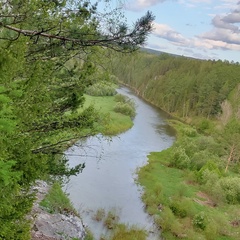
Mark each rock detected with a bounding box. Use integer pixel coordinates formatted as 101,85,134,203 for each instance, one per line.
30,180,86,240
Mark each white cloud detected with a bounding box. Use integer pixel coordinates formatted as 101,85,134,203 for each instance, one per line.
193,37,240,50
212,15,239,31
125,0,166,11
153,22,189,45
200,28,240,45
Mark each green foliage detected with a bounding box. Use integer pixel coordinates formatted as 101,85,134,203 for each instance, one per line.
170,146,191,169
85,81,117,96
169,200,187,218
109,51,240,119
84,94,134,135
193,212,207,230
114,93,128,103
40,182,77,215
219,177,240,204
113,94,136,118
110,224,147,240
114,102,136,118
197,161,222,183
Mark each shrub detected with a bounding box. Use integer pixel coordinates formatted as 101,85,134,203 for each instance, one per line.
219,177,240,204
114,93,127,103
169,200,187,218
193,212,207,230
190,151,210,170
203,176,225,204
158,207,176,232
197,161,222,184
114,102,136,118
86,81,117,96
181,126,197,137
169,146,191,169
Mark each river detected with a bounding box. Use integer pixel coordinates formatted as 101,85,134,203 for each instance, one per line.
64,87,175,239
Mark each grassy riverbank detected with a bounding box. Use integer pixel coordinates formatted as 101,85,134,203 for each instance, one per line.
138,120,240,240
84,94,134,135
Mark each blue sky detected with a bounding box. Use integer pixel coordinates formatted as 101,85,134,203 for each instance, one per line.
119,0,240,62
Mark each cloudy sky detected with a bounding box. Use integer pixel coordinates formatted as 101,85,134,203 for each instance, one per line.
122,0,240,62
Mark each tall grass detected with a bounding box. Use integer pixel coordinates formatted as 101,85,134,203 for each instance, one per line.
40,182,77,215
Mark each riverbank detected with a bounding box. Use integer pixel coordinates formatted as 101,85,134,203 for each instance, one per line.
138,120,240,240
115,83,240,239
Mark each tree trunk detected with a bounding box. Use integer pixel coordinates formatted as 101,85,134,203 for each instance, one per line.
225,145,235,173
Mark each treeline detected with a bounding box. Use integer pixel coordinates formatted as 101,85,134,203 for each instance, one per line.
109,51,240,120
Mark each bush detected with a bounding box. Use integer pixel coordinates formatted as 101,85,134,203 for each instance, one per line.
193,212,207,230
114,102,136,118
219,177,240,204
197,161,222,184
203,173,225,204
169,200,187,218
114,93,127,103
190,151,210,170
181,126,197,137
169,146,191,169
86,81,117,96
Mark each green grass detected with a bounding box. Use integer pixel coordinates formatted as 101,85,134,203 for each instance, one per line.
40,182,77,215
83,94,133,135
110,224,147,240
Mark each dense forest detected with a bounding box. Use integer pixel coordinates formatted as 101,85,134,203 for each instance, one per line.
110,51,240,119
0,0,154,239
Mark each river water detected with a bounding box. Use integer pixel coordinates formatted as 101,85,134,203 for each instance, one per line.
64,87,175,239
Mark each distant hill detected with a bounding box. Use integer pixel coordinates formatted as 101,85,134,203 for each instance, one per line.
140,47,184,58
140,47,197,60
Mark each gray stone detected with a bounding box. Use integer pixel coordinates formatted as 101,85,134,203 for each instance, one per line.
30,180,86,240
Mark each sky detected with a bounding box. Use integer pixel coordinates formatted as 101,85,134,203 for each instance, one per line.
121,0,240,62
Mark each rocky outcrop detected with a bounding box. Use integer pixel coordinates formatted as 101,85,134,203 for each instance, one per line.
30,180,86,240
